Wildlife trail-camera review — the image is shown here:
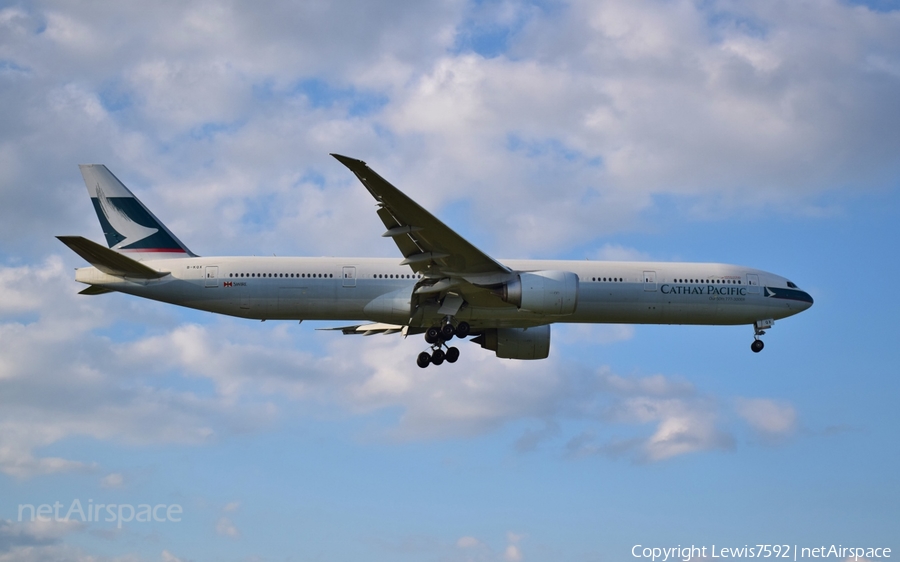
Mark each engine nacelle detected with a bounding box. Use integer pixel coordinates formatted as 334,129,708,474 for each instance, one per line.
499,270,579,315
472,325,551,360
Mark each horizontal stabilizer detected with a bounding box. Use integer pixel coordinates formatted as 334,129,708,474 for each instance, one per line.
57,236,168,279
78,285,114,295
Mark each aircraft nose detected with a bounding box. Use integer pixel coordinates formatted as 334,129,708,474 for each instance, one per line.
800,291,814,309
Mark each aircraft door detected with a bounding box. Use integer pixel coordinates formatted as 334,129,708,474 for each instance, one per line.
746,274,760,294
643,270,657,291
342,266,357,288
204,266,218,287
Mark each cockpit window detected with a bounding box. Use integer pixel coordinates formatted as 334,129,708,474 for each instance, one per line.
786,281,798,288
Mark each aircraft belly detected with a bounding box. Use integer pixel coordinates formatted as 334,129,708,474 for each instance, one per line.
574,283,661,323
300,282,387,321
272,287,306,319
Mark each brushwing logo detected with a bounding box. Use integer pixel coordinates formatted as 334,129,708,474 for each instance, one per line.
96,185,158,249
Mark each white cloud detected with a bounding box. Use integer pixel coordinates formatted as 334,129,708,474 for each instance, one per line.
0,519,87,561
453,533,525,562
590,244,652,262
456,536,482,548
161,551,184,562
597,395,735,462
6,0,898,262
12,519,83,541
0,0,882,558
215,517,240,539
354,0,900,253
561,370,738,462
735,397,798,440
100,473,124,488
504,532,525,562
504,544,523,562
591,368,695,398
125,58,251,132
0,256,795,474
644,407,732,462
0,260,275,478
0,238,810,482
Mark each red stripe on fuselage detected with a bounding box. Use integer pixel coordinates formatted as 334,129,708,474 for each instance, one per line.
120,248,187,253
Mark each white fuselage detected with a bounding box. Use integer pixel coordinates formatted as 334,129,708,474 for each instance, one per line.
75,256,813,329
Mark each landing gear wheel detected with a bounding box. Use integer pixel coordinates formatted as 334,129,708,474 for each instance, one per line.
416,352,431,368
440,323,455,341
445,346,460,363
751,340,764,353
431,349,445,365
425,327,440,344
454,322,470,339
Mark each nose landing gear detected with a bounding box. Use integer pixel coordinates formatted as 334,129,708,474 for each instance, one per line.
750,319,774,353
417,321,470,368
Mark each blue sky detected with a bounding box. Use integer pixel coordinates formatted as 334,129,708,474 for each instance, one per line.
1,1,899,561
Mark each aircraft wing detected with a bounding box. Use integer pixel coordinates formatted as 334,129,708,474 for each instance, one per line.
331,154,511,279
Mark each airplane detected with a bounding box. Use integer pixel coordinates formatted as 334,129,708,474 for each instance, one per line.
58,154,814,368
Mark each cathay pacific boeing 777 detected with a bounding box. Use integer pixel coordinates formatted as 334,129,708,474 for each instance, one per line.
58,155,813,368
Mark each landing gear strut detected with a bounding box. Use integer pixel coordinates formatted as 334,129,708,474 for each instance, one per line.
417,321,470,368
751,319,773,353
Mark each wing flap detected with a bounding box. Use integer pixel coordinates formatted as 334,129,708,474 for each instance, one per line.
78,285,113,295
317,323,408,335
78,285,114,295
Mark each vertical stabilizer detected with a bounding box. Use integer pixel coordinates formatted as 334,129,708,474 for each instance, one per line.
79,165,195,260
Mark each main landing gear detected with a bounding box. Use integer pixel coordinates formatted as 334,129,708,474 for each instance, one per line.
417,320,470,368
751,319,774,353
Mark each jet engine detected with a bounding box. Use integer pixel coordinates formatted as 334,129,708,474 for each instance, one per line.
496,270,579,315
471,325,551,360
